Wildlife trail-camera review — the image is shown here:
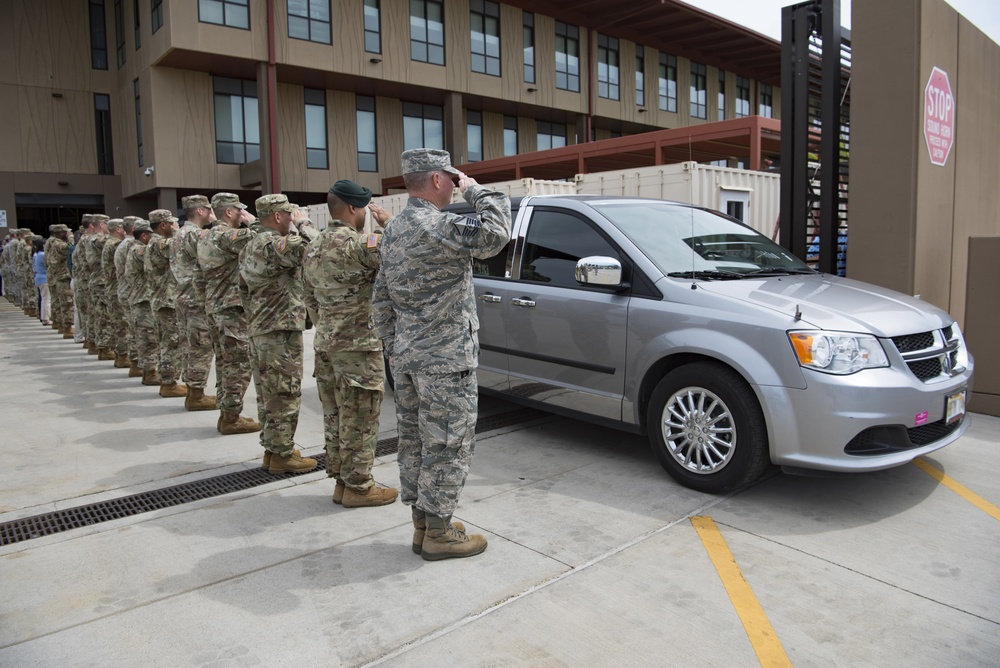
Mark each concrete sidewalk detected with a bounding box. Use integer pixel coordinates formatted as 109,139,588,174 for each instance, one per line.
2,300,998,667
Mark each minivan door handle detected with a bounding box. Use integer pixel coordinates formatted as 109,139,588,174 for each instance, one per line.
479,293,502,303
511,297,536,308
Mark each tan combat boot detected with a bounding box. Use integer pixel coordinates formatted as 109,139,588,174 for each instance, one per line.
113,353,130,368
421,514,487,561
97,348,116,361
218,411,261,435
341,484,398,509
141,368,161,386
267,451,318,475
411,508,464,555
332,480,345,504
128,360,143,377
62,328,74,339
159,382,188,398
86,341,98,355
184,387,217,411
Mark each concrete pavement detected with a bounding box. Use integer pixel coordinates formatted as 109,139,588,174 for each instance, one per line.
1,299,998,667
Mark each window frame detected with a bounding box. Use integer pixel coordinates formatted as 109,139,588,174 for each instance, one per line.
470,0,501,77
718,69,726,120
133,0,141,50
356,95,378,172
635,46,645,107
554,21,580,93
690,61,707,119
288,0,331,45
537,121,567,151
503,115,518,157
736,76,750,118
133,78,143,166
410,0,445,66
596,34,619,101
90,0,108,70
304,88,328,170
467,110,483,162
658,52,677,113
523,12,535,84
114,0,126,68
759,83,773,118
199,0,250,30
94,93,115,176
363,0,381,54
213,77,260,165
151,0,163,33
402,101,444,151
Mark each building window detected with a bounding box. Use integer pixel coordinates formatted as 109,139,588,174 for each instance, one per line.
658,52,677,112
759,83,773,118
635,46,645,107
466,111,483,162
736,76,750,117
213,77,259,164
151,0,163,33
523,12,534,84
133,0,141,49
410,0,444,65
304,88,328,169
94,94,114,176
90,0,108,70
470,0,500,76
133,79,143,166
114,0,126,68
199,0,249,30
690,62,707,119
403,102,443,150
537,121,567,150
356,95,377,172
597,34,619,100
504,115,518,156
718,70,726,120
289,0,330,44
554,22,580,92
364,0,381,53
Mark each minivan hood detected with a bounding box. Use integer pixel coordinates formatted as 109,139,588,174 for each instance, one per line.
694,274,953,336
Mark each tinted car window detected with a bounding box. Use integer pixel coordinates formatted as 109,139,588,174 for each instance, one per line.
519,209,620,287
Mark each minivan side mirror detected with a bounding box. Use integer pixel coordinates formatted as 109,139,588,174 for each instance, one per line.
576,256,625,288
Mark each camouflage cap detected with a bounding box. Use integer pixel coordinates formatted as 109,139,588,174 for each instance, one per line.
80,214,94,225
51,224,70,234
328,180,373,208
149,209,177,224
401,148,460,176
255,193,295,215
122,215,142,225
48,224,61,234
107,218,125,231
182,195,211,209
210,192,247,210
132,219,152,233
92,214,110,226
17,228,33,237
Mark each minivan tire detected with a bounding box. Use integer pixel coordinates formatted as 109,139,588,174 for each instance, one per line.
647,362,770,493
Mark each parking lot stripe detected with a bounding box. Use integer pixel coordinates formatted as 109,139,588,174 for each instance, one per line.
914,458,1000,521
691,516,792,668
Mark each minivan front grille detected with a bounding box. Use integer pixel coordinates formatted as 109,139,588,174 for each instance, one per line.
844,416,963,455
890,327,964,383
892,331,934,353
908,357,942,381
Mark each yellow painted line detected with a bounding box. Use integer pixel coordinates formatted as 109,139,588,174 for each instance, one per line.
691,516,792,668
914,458,1000,521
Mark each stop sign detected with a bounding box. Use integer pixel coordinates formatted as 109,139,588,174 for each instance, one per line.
923,66,955,166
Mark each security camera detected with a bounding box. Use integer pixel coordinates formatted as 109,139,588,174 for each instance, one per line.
144,166,154,176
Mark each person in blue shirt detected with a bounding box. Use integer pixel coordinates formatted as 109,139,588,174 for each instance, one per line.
32,236,51,325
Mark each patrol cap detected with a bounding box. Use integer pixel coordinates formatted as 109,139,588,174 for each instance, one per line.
149,209,177,224
211,192,247,210
255,193,295,215
182,195,211,209
107,218,125,231
123,216,142,225
132,220,152,233
92,214,110,225
401,148,460,176
80,214,94,226
328,180,373,208
48,224,61,234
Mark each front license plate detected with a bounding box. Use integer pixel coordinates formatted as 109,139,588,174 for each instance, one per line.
945,389,967,424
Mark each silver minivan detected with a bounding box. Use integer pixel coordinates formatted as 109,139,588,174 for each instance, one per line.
462,195,973,493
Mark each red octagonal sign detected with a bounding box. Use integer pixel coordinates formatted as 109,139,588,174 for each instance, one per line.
924,66,955,166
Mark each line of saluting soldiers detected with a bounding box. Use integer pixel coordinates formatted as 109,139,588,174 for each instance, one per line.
2,194,309,437
1,228,45,318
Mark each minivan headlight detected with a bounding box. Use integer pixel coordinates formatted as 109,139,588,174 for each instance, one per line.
788,331,889,375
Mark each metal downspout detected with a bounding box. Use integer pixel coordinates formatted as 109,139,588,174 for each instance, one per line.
267,0,279,193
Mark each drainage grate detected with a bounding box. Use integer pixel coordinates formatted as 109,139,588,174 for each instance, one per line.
0,407,547,547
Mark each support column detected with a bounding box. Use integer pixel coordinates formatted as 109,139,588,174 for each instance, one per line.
443,92,464,164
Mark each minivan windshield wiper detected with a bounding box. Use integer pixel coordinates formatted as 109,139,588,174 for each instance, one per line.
666,270,744,280
734,268,818,277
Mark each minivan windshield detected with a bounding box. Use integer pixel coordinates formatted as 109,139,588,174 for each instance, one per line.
591,201,814,278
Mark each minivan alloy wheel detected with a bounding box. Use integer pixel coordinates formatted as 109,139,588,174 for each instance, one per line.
663,387,735,473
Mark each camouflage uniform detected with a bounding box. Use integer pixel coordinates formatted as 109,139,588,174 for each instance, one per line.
114,224,138,364
198,200,258,415
85,215,111,352
172,201,216,391
101,221,129,358
373,150,511,517
73,216,93,343
239,194,319,456
146,210,182,384
127,223,158,373
303,215,384,492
